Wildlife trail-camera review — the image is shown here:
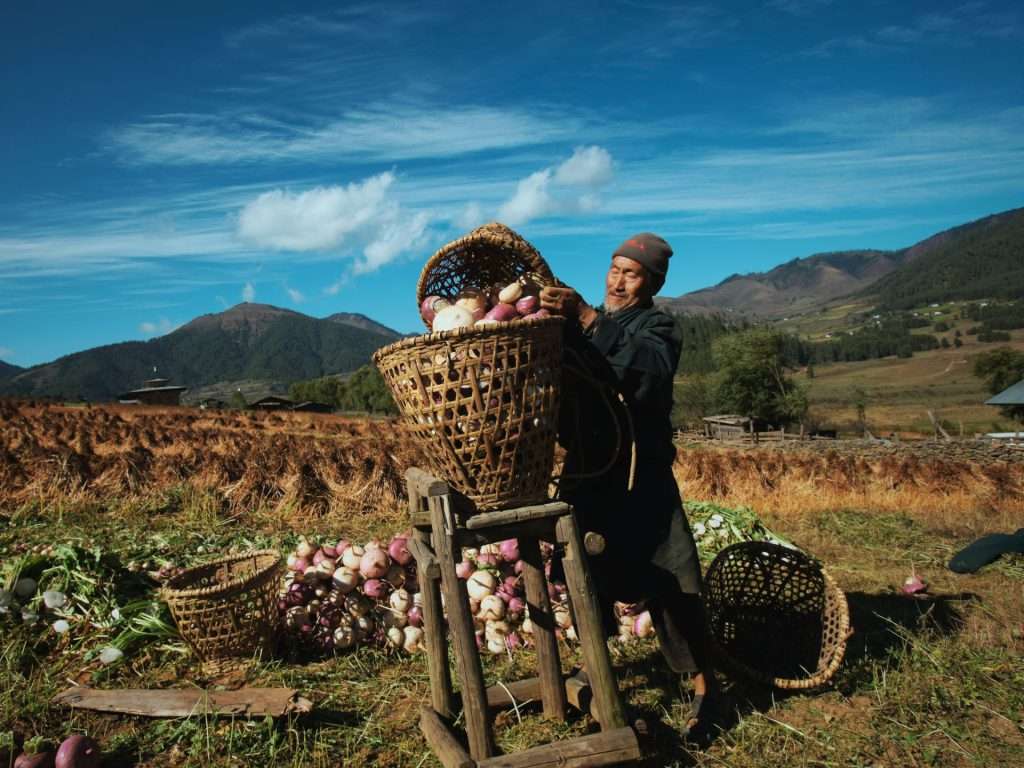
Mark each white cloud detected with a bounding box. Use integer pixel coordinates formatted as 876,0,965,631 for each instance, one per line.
498,146,615,225
355,211,431,275
0,346,14,359
238,173,395,251
138,318,179,337
554,146,614,187
242,281,256,302
237,172,434,276
286,287,305,303
498,170,555,226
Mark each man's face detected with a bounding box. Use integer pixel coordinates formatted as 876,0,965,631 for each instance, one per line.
604,255,654,312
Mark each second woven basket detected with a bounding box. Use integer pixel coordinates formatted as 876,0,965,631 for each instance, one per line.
704,541,851,690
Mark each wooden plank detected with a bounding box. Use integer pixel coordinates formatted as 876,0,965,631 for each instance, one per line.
51,687,312,718
406,535,441,580
555,514,627,731
486,676,591,714
420,706,475,768
518,536,566,721
455,520,557,550
431,493,495,760
414,527,454,718
407,466,450,500
475,726,641,768
464,502,570,530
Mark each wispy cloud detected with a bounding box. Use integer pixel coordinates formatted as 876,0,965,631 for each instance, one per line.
766,0,832,17
286,287,305,304
242,281,255,302
224,5,437,48
109,103,592,166
0,346,14,359
803,3,1020,57
138,318,180,337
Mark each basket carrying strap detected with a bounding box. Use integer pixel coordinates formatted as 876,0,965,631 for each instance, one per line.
554,350,637,493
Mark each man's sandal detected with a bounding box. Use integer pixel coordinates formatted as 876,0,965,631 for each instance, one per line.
680,686,722,745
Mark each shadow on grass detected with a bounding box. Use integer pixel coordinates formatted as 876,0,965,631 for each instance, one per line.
619,589,977,762
842,590,972,668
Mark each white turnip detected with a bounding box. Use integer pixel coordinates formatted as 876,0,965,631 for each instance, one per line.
433,304,475,332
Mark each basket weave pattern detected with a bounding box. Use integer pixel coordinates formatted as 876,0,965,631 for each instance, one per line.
375,317,563,510
415,222,555,330
162,550,282,670
704,542,850,690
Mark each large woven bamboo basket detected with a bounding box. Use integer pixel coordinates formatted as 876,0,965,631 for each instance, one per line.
415,221,555,330
374,316,564,510
704,542,851,690
162,550,282,671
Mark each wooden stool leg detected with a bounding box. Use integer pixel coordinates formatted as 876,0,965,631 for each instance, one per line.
556,514,627,730
413,527,455,719
519,536,567,720
430,493,495,760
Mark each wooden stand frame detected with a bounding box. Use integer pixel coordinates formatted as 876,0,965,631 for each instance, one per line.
406,468,643,768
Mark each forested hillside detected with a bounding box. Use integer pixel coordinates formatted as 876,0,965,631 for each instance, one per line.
0,304,400,402
865,208,1024,309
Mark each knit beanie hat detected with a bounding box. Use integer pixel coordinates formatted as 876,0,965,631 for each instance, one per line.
613,233,673,277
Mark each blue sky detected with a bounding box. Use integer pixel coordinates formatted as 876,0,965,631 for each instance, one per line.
1,0,1022,366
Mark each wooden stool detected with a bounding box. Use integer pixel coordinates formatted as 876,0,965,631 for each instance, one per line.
405,467,643,768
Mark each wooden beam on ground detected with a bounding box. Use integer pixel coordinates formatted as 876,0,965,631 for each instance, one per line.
475,726,641,768
485,675,592,715
419,706,475,768
51,687,312,718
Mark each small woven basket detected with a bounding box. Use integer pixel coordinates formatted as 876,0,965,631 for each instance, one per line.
162,550,282,671
374,316,564,511
416,221,555,330
704,542,850,690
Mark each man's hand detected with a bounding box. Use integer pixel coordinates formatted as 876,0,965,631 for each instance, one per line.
540,285,598,329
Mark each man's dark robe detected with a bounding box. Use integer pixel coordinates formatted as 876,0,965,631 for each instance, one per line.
558,301,702,603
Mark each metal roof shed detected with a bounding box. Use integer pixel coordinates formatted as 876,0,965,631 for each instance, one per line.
986,379,1024,406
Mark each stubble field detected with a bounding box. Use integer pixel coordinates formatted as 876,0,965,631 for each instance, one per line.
1,401,1022,766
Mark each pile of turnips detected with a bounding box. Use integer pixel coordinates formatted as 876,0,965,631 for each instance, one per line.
280,533,658,658
421,278,551,333
280,535,426,656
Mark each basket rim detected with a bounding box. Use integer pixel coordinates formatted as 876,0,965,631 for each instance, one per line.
415,221,555,329
162,549,282,600
372,314,565,364
705,541,851,690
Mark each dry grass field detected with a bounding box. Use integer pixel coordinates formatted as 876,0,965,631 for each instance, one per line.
804,324,1024,436
2,402,1022,766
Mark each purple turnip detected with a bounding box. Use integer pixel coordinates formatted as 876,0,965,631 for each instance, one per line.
388,537,412,566
515,295,539,316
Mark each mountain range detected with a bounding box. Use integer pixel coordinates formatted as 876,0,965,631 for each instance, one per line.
0,304,401,402
661,207,1024,319
0,360,22,381
2,206,1022,402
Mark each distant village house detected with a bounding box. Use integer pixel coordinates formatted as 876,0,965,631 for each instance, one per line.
118,377,187,406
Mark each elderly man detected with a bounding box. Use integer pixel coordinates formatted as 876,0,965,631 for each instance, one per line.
540,233,720,741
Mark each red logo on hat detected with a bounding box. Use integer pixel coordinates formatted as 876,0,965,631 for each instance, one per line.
626,238,646,250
